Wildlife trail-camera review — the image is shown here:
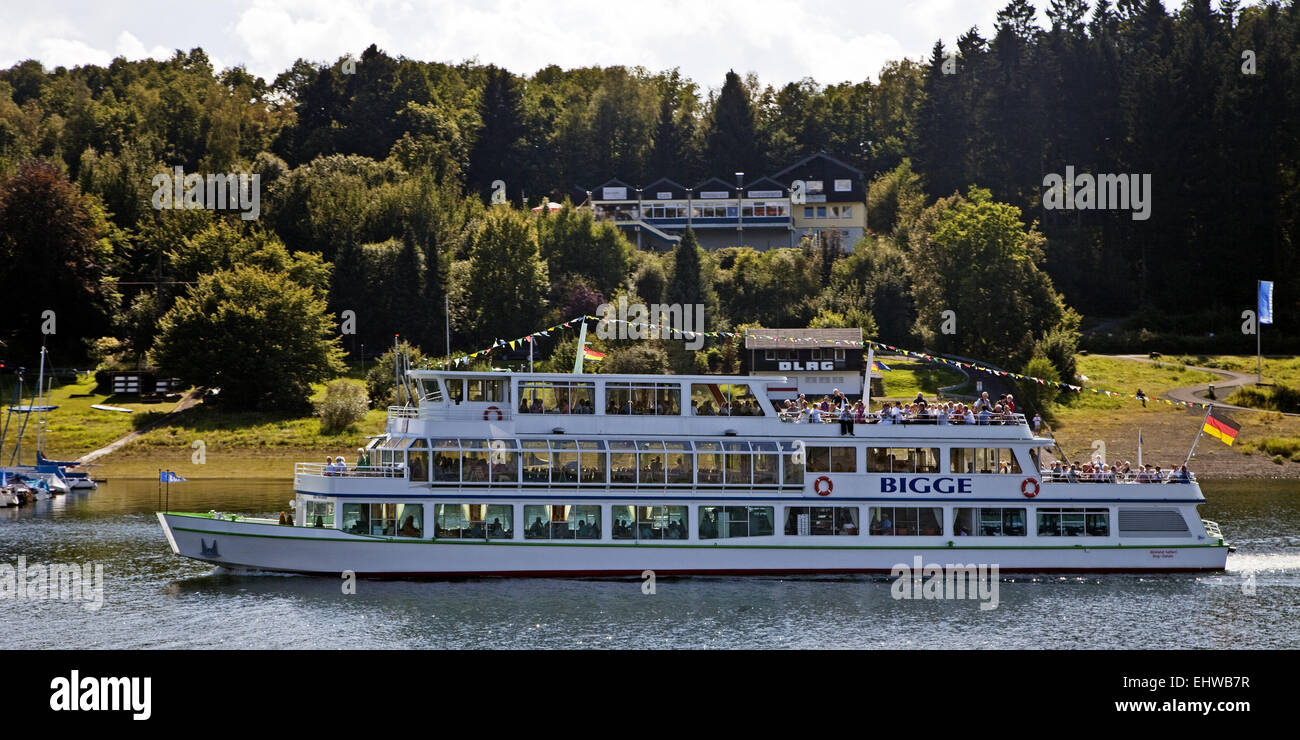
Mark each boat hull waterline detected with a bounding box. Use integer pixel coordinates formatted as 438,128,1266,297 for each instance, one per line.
158,513,1229,577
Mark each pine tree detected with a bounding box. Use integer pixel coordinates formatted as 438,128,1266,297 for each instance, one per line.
705,70,762,177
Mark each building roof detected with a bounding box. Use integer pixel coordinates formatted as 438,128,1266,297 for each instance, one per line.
744,327,865,349
642,178,690,199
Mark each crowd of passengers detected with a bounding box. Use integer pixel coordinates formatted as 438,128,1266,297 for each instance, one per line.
1041,460,1194,483
518,398,597,414
777,390,1030,432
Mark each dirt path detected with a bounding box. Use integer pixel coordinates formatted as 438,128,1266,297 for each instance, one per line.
1104,354,1271,413
1051,357,1300,478
75,389,205,467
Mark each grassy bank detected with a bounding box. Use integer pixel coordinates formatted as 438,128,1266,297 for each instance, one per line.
877,358,965,399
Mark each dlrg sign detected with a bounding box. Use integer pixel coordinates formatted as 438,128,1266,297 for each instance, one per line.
779,361,835,371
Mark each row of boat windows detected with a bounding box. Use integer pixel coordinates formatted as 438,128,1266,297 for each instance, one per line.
367,440,1029,485
426,378,766,417
321,502,1111,539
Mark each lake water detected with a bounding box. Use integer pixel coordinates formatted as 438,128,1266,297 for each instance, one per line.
2,478,1297,649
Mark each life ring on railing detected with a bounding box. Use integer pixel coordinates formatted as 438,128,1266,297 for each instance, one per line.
1021,477,1040,498
483,405,503,421
814,476,833,496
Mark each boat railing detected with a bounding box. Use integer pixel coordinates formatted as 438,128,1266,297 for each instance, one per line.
388,405,515,422
1202,519,1224,539
775,411,1027,426
1040,471,1198,484
295,463,405,479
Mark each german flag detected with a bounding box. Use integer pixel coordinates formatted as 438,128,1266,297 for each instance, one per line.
1202,409,1241,446
583,347,605,361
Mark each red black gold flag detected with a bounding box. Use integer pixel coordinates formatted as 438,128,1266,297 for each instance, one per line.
1202,409,1241,446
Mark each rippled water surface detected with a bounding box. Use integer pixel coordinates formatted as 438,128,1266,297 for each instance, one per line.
1,478,1296,649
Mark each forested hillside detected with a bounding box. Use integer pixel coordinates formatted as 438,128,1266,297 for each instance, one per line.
1,0,1295,409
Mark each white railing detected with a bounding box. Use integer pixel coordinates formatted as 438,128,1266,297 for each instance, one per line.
388,405,514,422
1202,519,1224,539
1041,471,1198,484
295,463,405,478
776,411,1028,426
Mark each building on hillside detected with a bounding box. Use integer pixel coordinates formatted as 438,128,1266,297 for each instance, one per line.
743,327,878,402
582,153,867,252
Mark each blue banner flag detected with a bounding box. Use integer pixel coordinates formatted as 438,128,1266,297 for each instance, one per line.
159,471,187,483
1259,280,1274,325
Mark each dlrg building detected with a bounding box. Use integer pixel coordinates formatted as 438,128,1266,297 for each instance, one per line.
584,153,867,251
743,327,878,402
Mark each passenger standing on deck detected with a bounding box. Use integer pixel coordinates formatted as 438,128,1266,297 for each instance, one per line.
1032,412,1042,434
838,402,854,436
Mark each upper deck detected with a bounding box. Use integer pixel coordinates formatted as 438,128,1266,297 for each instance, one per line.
391,369,1035,442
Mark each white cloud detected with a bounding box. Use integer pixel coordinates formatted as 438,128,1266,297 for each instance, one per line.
0,0,1056,83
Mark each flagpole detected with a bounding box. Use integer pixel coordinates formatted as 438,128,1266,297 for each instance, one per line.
1184,405,1213,471
864,344,875,411
1137,429,1142,470
1257,279,1262,384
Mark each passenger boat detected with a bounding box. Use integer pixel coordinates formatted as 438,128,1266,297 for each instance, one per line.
157,370,1231,576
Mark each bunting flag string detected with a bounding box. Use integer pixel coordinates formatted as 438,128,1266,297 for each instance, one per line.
437,314,743,369
864,340,1220,410
435,323,1223,412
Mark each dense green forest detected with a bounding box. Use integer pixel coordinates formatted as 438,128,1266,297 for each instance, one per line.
0,0,1296,409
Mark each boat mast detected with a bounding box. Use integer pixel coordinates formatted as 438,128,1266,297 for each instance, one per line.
572,321,589,375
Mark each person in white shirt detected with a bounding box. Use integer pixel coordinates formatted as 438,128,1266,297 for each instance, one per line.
809,406,823,423
1032,413,1042,433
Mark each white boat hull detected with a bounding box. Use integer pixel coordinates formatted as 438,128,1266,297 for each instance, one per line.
159,513,1229,576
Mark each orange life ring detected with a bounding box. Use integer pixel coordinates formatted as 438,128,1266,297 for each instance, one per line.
814,476,833,496
483,405,503,421
1021,477,1040,498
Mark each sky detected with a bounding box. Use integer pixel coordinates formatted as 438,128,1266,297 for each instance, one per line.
0,0,1055,86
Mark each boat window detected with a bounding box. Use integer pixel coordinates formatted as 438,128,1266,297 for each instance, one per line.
1037,508,1109,537
607,382,680,415
638,440,665,484
432,440,460,483
524,505,600,539
724,440,751,485
610,440,637,484
303,499,334,528
949,448,1023,474
699,506,775,539
367,503,423,537
752,441,779,485
784,506,859,536
866,447,927,474
954,507,1027,536
487,439,518,483
418,378,443,403
341,503,368,535
806,446,830,472
868,507,943,536
804,446,856,473
690,383,764,416
633,505,689,540
664,441,691,484
694,441,723,486
435,504,511,539
518,381,595,414
551,440,579,484
407,449,429,482
459,440,490,483
780,440,804,486
522,440,550,483
446,378,464,404
579,440,606,484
